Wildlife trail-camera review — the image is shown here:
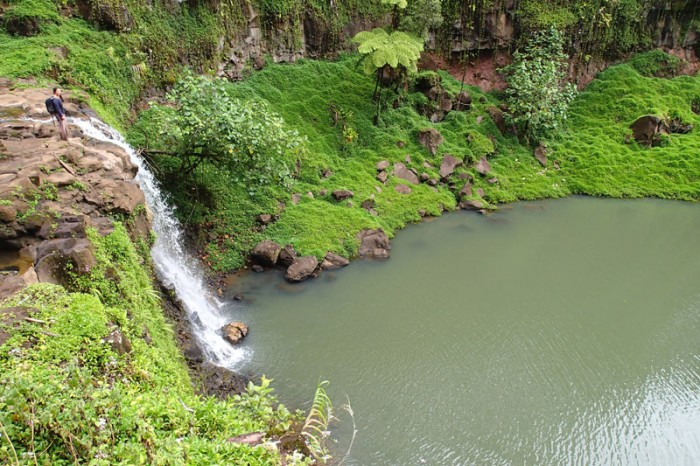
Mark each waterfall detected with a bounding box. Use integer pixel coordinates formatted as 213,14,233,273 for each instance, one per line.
73,117,247,368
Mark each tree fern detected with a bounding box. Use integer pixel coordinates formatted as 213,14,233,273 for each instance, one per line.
352,28,424,76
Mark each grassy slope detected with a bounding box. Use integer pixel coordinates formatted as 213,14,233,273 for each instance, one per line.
0,0,224,127
0,224,298,465
138,55,699,271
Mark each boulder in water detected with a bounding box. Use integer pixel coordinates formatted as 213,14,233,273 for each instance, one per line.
321,252,350,270
222,321,249,345
277,244,297,267
285,256,319,282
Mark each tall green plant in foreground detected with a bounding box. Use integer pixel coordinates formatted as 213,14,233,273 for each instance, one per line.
500,27,577,145
142,73,306,194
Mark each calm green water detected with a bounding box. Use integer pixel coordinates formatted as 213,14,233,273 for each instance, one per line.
226,197,700,465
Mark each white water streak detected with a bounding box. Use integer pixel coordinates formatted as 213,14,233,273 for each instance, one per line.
72,117,246,367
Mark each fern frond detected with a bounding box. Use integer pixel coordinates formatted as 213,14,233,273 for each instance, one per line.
302,380,335,463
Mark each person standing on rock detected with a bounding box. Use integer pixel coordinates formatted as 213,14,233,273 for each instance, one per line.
48,87,68,141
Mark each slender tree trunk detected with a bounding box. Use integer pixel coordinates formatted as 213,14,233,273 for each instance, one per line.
373,70,381,99
374,86,383,126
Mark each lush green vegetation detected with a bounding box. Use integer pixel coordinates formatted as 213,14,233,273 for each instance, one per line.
0,0,228,127
0,224,307,464
500,27,577,145
130,51,699,271
141,73,306,192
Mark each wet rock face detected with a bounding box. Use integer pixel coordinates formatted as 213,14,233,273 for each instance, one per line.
222,321,249,345
357,229,391,259
34,238,97,284
284,256,319,282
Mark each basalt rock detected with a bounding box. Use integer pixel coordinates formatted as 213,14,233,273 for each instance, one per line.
630,115,668,146
418,128,444,155
285,256,319,282
357,229,391,259
332,190,354,201
475,157,492,176
393,163,420,185
222,321,249,345
459,199,486,211
277,244,298,267
376,160,390,171
454,91,472,111
34,238,96,285
250,240,282,266
321,252,350,270
534,144,547,167
486,106,506,134
395,184,412,194
439,154,462,179
103,328,132,355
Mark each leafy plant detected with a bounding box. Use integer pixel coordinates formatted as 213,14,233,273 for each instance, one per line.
302,380,334,463
142,73,306,195
499,26,577,145
352,28,424,122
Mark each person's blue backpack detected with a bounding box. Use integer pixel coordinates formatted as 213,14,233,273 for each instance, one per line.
45,97,57,115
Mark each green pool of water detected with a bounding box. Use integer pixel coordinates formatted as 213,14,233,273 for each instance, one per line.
226,197,700,465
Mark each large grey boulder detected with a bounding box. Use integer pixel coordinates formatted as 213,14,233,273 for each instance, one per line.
285,256,319,282
250,240,282,266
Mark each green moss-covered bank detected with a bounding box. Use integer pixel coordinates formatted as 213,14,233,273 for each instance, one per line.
0,224,301,464
128,53,699,271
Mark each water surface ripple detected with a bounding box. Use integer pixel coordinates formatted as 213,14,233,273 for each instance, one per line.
228,197,700,465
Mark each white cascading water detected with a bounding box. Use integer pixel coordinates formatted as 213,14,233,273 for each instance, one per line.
71,117,247,367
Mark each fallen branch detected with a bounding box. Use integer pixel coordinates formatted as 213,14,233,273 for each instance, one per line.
55,156,76,176
24,317,47,325
179,398,195,413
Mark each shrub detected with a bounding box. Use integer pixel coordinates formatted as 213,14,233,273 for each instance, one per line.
627,50,682,78
499,26,577,145
145,73,307,195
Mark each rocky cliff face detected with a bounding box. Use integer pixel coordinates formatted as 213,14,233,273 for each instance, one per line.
214,0,698,89
0,81,150,299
